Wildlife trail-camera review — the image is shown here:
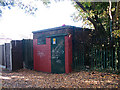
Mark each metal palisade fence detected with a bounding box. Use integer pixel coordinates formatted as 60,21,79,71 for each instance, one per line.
72,37,120,74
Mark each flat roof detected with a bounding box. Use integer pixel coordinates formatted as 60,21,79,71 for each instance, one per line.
32,25,85,34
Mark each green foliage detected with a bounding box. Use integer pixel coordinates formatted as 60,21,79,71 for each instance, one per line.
41,0,51,5
112,30,120,38
0,0,14,16
73,1,118,44
0,0,14,6
0,0,53,16
73,2,116,29
0,0,42,16
16,1,38,15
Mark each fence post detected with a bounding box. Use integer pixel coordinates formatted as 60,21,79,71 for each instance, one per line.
79,48,81,69
115,45,117,72
112,46,113,72
83,43,84,69
118,43,120,73
118,38,120,73
101,44,104,71
104,47,106,71
99,48,100,71
106,48,108,71
94,47,95,70
96,48,97,69
109,50,111,72
91,46,93,70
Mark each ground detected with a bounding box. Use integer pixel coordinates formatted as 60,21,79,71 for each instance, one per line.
1,69,120,88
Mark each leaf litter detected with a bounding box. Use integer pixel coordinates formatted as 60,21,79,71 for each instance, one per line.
1,69,120,88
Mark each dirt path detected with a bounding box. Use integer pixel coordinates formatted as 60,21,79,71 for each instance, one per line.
1,69,120,88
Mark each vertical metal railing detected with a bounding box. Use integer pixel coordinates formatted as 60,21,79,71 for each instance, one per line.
72,37,120,74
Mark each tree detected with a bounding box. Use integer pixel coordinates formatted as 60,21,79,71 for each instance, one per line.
1,0,119,39
112,1,120,38
0,0,14,16
0,0,49,16
73,1,119,40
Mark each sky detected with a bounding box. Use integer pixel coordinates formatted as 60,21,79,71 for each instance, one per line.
0,0,83,40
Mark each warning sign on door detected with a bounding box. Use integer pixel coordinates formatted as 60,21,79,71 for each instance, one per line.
53,38,56,44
